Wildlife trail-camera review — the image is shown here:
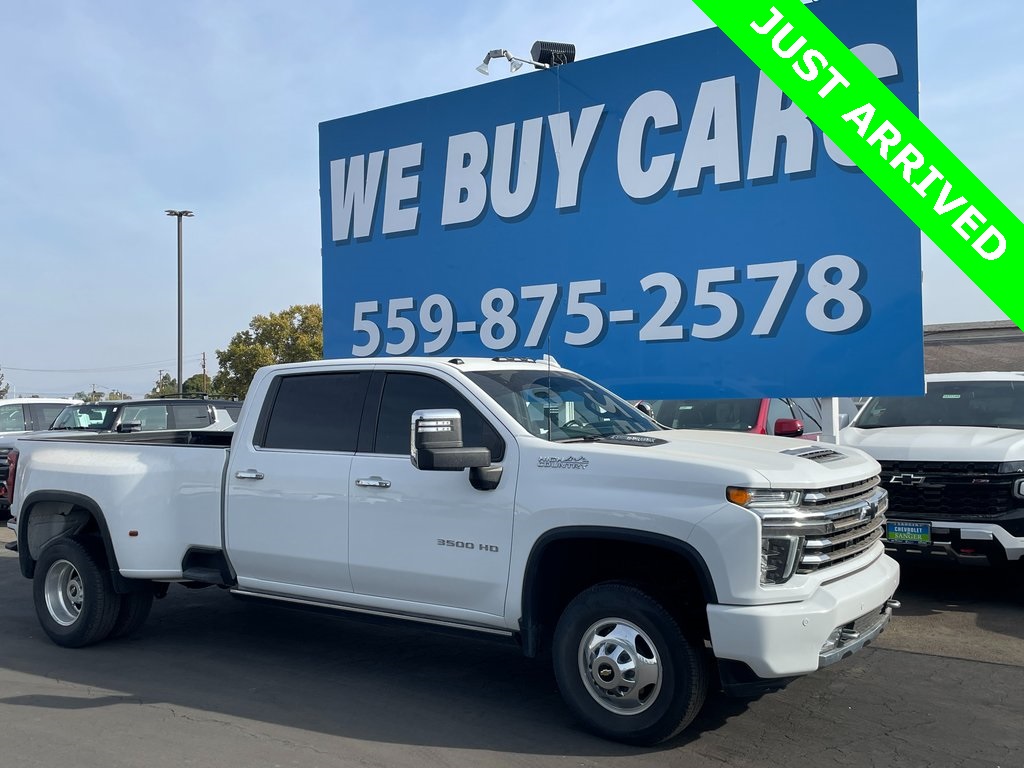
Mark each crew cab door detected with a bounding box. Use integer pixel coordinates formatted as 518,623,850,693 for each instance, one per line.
225,371,370,596
348,370,517,616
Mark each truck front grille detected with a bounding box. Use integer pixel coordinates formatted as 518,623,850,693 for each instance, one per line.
878,460,1017,518
762,476,887,576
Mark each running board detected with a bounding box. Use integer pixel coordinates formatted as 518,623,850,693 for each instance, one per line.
229,588,513,637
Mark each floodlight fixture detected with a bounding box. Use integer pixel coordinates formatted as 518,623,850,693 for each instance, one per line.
475,46,558,76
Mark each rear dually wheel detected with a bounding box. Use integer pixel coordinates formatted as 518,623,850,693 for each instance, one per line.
33,538,120,648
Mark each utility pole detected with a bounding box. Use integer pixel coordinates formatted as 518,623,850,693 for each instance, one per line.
202,352,208,391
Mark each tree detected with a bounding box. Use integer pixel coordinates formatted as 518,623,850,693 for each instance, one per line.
106,390,131,400
147,373,178,399
182,373,211,395
74,389,106,404
214,304,322,399
0,367,8,399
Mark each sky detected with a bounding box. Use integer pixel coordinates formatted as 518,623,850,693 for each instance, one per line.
1,0,1020,398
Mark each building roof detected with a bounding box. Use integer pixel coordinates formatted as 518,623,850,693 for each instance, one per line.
924,321,1024,373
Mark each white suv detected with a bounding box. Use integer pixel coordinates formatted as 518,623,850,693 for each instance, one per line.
0,398,81,517
0,398,82,437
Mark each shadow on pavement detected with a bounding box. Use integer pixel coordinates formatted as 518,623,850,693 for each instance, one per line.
0,556,762,757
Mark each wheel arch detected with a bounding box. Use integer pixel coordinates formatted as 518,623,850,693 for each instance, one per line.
518,526,718,657
18,490,129,592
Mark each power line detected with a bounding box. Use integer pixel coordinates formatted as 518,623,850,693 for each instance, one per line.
2,354,206,374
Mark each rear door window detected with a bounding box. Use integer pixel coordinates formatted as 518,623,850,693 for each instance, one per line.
260,372,369,452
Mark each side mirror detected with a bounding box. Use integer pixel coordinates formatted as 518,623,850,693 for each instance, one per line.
411,409,490,471
838,413,851,429
635,401,656,419
774,418,804,438
116,421,143,433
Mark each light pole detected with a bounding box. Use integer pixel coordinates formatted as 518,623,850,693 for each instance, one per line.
165,209,194,393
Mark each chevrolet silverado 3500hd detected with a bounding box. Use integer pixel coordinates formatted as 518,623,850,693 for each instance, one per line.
6,357,898,745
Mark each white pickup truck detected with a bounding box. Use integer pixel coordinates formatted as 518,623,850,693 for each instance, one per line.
844,371,1024,568
6,357,899,745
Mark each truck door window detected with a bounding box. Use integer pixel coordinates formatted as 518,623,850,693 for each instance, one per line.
374,373,504,460
262,372,367,452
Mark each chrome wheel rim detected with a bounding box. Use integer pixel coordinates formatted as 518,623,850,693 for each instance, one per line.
44,559,84,627
578,617,662,715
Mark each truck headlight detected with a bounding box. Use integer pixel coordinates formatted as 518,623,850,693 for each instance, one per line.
726,487,802,508
728,486,806,585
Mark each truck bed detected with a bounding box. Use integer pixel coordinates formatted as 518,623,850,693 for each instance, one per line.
22,429,234,448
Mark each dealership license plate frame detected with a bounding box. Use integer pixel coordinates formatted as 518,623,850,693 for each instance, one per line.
885,520,931,545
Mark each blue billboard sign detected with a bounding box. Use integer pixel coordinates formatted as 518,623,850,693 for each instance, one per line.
319,0,922,398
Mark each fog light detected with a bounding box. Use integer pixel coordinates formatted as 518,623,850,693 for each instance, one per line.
761,535,803,584
821,627,843,653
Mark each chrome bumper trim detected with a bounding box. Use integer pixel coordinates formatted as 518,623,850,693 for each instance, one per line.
819,604,893,668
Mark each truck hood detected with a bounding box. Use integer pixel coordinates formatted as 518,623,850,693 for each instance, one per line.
842,425,1024,462
548,429,879,489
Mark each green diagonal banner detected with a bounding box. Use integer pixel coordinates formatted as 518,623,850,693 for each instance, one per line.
692,0,1023,329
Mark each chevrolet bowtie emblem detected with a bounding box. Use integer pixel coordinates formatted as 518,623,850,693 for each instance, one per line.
889,473,925,485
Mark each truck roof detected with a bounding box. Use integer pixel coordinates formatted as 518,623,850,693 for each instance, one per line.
0,398,81,406
280,356,568,374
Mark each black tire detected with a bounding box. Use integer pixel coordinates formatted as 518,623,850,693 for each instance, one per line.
32,537,121,648
108,586,155,640
552,583,709,746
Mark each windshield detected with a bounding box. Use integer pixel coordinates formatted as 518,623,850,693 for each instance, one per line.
51,404,120,431
854,380,1024,429
466,369,658,441
646,399,762,431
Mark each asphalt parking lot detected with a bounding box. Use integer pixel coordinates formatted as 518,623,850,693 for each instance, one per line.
1,525,1021,768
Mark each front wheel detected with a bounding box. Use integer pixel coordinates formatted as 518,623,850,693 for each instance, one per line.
33,538,120,648
552,583,709,746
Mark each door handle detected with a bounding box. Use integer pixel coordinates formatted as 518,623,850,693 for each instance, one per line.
235,470,265,480
355,477,392,489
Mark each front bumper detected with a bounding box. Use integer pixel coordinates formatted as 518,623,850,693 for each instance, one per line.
706,551,900,678
884,520,1024,563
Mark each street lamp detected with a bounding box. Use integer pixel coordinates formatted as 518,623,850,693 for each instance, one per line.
165,209,194,394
